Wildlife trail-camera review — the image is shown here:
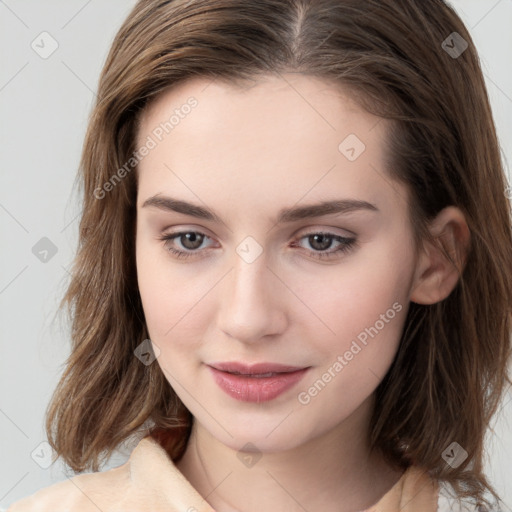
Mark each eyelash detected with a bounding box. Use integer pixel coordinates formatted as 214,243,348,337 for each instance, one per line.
158,230,357,261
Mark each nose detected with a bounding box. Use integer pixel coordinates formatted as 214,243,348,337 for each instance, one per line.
216,249,287,344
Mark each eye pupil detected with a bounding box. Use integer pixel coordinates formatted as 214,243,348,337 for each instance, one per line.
309,234,332,251
182,232,204,250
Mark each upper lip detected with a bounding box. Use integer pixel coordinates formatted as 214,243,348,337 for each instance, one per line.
208,362,307,375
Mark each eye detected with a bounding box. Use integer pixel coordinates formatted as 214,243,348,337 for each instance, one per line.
291,231,357,260
158,230,357,261
158,231,215,260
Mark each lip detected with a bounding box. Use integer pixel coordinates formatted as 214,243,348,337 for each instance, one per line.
207,361,310,402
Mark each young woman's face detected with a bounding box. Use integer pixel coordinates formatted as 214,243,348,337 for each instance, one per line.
135,74,418,452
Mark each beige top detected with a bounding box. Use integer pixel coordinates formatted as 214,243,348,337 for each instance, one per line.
7,435,440,512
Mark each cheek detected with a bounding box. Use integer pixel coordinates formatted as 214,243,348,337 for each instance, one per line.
136,255,202,379
294,241,413,341
136,236,183,338
295,269,409,415
136,237,216,349
290,232,414,393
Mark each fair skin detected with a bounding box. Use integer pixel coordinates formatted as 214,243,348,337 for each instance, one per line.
135,73,469,512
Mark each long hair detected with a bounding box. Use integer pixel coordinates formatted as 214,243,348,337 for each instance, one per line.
45,0,512,507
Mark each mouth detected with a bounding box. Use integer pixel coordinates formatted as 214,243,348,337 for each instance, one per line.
207,361,310,402
224,371,282,378
209,361,307,375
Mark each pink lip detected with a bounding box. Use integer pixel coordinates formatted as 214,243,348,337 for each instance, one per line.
207,361,310,402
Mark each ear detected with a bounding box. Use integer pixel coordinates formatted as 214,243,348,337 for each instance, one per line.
410,206,471,305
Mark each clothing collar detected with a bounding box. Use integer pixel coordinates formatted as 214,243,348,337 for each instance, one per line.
129,434,439,511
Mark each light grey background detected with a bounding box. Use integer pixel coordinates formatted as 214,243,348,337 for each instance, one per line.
1,0,511,509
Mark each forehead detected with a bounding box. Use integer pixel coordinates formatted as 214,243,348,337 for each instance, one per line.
138,73,380,146
135,73,401,217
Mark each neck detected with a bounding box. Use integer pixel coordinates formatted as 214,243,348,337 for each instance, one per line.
175,395,405,512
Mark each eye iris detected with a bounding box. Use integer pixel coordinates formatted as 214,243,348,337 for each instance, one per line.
309,234,332,251
181,232,204,250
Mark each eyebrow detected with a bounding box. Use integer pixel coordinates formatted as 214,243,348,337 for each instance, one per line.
141,195,378,224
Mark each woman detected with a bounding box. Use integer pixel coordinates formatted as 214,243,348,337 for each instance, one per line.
8,0,511,510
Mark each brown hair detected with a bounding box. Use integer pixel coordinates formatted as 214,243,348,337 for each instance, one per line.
46,0,512,507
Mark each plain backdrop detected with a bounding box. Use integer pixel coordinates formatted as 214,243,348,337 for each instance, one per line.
1,0,511,509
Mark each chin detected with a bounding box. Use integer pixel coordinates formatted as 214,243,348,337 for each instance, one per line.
199,415,313,453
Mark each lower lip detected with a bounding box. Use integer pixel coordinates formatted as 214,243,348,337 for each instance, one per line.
208,366,309,402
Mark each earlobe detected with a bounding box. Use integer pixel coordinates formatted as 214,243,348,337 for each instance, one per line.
410,206,471,305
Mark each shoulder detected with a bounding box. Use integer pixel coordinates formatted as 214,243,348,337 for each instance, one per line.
4,434,197,512
6,461,131,512
436,480,504,512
